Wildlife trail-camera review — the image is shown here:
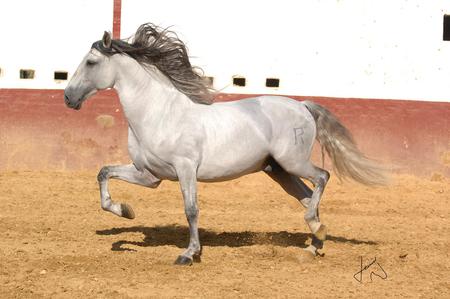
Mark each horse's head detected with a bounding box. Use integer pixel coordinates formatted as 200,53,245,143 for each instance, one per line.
64,32,117,110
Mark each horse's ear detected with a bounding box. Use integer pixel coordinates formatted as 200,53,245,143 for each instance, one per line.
102,31,112,48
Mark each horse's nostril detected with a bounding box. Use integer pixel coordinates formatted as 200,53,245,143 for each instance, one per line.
64,94,70,104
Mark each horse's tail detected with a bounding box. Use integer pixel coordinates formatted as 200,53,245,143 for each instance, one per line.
303,101,388,186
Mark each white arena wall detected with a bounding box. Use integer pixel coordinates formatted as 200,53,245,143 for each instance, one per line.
0,0,449,102
0,0,113,89
122,0,450,102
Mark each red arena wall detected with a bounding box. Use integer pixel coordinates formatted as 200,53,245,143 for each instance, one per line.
0,89,448,176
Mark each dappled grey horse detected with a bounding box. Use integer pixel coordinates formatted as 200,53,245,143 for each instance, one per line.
64,23,386,265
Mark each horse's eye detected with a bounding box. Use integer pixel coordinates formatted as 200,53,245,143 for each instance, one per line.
86,60,97,66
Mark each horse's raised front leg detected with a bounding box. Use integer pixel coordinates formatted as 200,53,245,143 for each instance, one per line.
97,164,161,219
174,161,201,266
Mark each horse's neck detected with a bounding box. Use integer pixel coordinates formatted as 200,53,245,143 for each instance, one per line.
113,56,192,130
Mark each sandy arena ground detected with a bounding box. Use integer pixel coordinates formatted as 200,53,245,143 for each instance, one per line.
0,171,449,298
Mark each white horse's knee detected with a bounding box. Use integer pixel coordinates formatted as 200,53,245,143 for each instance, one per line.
97,167,110,182
185,207,198,219
312,169,329,187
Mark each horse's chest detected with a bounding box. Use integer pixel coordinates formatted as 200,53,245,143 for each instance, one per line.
128,137,177,180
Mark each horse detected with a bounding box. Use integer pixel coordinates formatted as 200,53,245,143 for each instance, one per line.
64,23,387,265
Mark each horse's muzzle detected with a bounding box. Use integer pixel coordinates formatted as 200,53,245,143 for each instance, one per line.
64,92,82,110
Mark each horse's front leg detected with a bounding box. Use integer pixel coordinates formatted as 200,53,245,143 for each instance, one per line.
174,162,201,266
97,164,161,219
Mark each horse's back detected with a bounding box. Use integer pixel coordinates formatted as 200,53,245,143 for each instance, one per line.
213,95,316,146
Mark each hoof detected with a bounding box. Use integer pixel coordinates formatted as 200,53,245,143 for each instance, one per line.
174,255,193,266
120,203,135,219
314,224,327,241
193,253,201,263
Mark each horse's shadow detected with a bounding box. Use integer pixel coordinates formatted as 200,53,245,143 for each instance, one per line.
96,225,377,252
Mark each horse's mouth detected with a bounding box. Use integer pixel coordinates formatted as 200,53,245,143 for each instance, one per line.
65,89,97,110
65,100,83,110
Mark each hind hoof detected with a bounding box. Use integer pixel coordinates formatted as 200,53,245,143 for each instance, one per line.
314,224,327,241
174,255,193,266
120,203,135,219
298,246,317,262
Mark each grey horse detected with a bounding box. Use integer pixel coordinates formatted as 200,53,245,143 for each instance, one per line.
64,23,386,265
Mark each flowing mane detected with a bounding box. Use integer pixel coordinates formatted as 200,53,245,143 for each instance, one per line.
92,23,215,104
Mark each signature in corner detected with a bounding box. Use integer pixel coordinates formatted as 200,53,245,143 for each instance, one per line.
353,256,388,283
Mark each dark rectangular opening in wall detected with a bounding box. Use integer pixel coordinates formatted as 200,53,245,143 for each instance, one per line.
20,69,35,79
233,77,246,87
54,71,68,80
266,78,280,88
444,15,450,41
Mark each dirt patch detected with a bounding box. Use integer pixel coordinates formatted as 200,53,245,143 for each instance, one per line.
0,172,449,298
96,115,115,129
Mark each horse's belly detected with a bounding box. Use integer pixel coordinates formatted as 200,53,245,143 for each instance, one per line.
196,142,269,182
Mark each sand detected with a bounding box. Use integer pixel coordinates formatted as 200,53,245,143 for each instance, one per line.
0,171,449,298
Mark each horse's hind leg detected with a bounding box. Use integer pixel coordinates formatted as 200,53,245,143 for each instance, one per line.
97,164,161,219
277,160,329,254
264,160,312,208
301,164,329,241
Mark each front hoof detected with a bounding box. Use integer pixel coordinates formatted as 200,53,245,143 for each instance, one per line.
314,224,327,241
120,203,135,219
174,255,193,266
193,253,201,263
